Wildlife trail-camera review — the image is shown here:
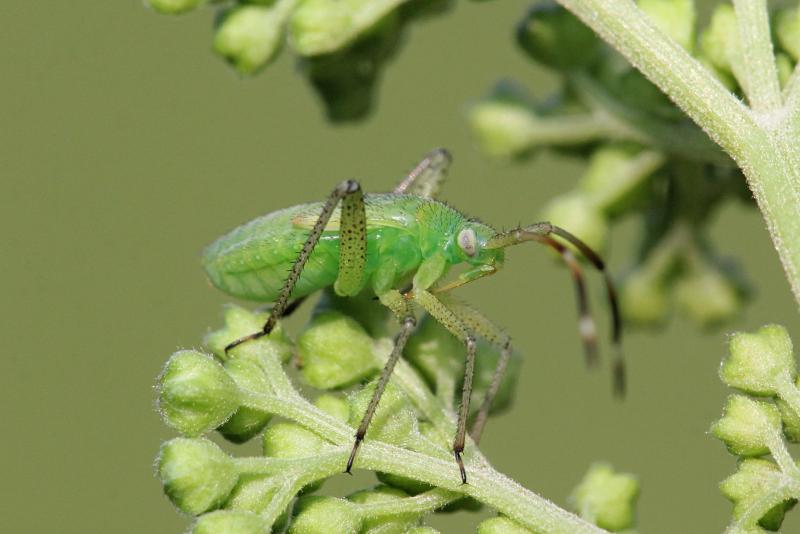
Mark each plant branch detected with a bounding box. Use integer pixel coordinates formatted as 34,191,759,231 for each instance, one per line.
555,0,800,309
732,0,782,113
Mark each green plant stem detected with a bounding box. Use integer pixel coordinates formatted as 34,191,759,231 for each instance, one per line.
238,387,607,533
556,0,800,309
732,0,781,112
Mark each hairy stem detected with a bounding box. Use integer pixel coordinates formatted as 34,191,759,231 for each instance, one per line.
556,0,800,309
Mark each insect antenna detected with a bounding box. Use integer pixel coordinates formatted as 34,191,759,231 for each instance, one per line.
486,223,625,396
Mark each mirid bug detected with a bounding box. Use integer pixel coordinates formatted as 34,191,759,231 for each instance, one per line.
202,149,623,483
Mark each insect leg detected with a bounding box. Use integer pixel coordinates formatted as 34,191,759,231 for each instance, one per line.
545,225,624,396
225,180,366,354
485,223,624,396
393,148,452,199
436,294,511,444
413,289,475,484
534,236,598,368
346,290,415,473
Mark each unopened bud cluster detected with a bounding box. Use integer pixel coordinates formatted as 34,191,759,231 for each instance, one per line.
155,302,521,532
711,324,800,531
468,0,786,330
146,0,453,121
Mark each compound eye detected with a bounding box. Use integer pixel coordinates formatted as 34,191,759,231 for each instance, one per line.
457,228,477,257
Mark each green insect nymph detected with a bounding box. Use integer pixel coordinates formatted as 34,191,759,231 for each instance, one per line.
202,149,623,484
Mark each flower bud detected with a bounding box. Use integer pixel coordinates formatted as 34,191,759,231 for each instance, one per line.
404,315,464,388
146,0,203,15
620,267,670,326
290,0,404,56
711,395,782,457
541,193,608,253
349,380,417,445
298,311,378,389
638,0,695,52
469,82,537,159
225,474,279,513
314,393,351,422
214,5,289,75
720,458,797,531
218,356,273,443
568,463,639,531
776,8,800,61
192,510,266,534
776,53,794,88
579,144,655,215
720,325,795,397
476,516,532,533
158,438,239,515
675,266,741,328
348,485,419,532
204,304,293,362
699,5,739,75
263,422,330,458
290,496,361,534
263,422,332,493
516,2,601,69
158,350,240,436
776,377,800,442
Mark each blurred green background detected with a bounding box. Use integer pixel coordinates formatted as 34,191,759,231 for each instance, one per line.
2,1,800,532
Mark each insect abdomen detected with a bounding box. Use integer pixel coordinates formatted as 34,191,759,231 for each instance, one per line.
202,206,342,302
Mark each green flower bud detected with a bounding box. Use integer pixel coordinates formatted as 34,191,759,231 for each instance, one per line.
225,474,279,513
193,510,265,534
349,380,418,445
263,422,330,458
711,395,782,457
776,376,800,442
289,0,402,56
218,356,273,443
579,144,657,215
776,8,800,61
300,15,401,122
204,304,293,362
469,82,537,158
263,422,332,493
597,59,680,120
290,496,362,534
720,325,795,397
146,0,203,15
158,350,240,436
314,393,351,422
637,0,695,52
569,463,639,531
516,2,601,69
776,53,794,88
158,438,239,515
477,516,533,534
298,310,378,389
404,314,464,389
348,485,419,533
675,265,741,328
700,4,739,75
720,458,797,531
541,193,608,253
315,290,391,338
620,268,670,326
214,5,290,75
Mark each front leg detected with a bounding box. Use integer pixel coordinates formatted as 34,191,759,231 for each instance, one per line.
412,288,476,484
